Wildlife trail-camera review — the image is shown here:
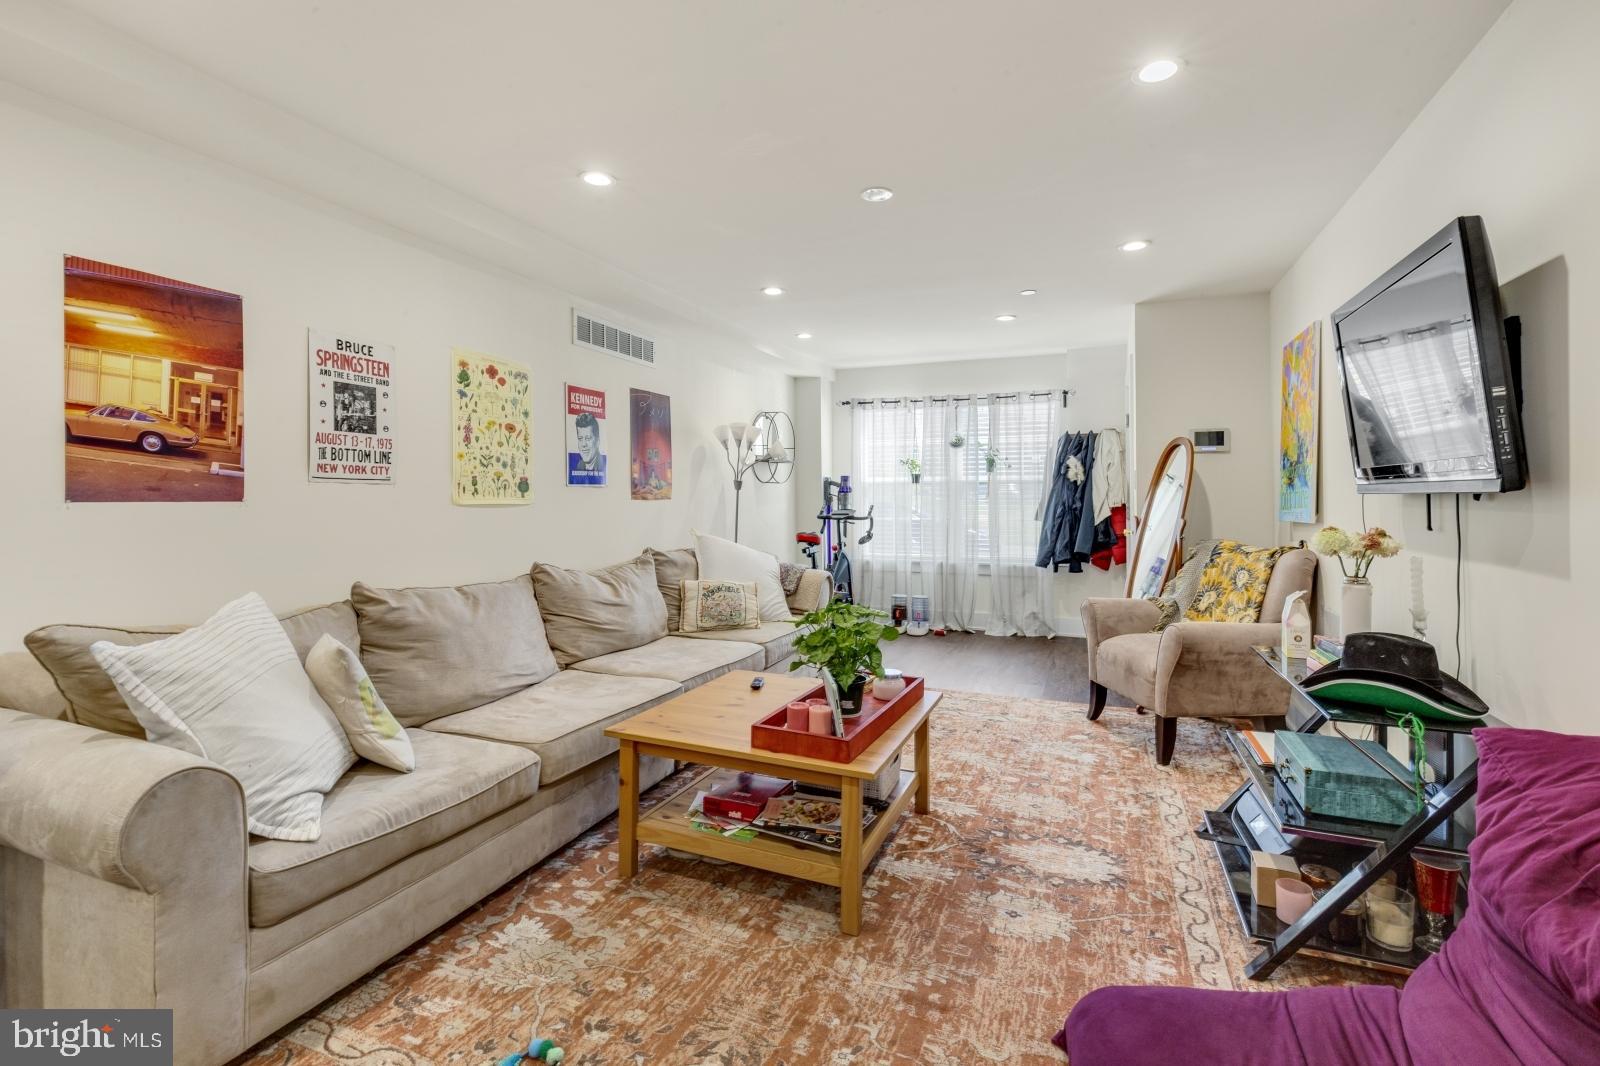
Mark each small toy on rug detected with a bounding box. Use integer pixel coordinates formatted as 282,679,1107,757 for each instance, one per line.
526,1036,566,1063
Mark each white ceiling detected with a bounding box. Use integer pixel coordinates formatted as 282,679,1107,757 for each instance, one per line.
44,0,1508,368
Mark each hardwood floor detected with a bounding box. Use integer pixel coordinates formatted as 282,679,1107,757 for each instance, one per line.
878,631,1135,706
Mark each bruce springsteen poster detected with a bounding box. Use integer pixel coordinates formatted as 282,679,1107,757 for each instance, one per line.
565,384,607,487
629,388,671,500
309,329,395,483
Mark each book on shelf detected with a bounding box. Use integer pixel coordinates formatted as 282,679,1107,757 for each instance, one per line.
748,790,889,853
1240,730,1276,766
701,771,795,822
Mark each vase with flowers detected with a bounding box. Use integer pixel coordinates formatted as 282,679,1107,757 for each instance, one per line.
1310,525,1403,638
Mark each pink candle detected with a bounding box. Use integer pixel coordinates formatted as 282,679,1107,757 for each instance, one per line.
785,702,810,730
808,705,833,736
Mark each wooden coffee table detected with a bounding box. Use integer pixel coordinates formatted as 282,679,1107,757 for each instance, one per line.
604,670,940,935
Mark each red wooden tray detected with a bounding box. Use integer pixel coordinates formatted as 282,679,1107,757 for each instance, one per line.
750,676,926,763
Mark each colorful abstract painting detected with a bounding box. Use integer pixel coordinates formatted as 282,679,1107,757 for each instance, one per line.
1278,321,1320,523
629,388,672,500
452,349,531,505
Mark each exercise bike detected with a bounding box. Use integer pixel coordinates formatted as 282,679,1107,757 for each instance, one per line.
795,476,873,604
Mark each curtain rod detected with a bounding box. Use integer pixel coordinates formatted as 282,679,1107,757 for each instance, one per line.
837,388,1074,408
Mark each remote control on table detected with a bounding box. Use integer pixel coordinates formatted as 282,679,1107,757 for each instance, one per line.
749,676,765,690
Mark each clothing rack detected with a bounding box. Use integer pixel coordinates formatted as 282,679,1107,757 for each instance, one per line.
837,388,1074,408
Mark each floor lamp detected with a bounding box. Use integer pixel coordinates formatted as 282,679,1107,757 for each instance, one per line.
715,413,792,541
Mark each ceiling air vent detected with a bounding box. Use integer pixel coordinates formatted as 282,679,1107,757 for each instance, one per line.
572,308,656,366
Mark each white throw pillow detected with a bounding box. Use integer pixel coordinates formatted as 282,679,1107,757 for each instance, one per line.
692,530,790,622
304,634,415,772
91,592,357,841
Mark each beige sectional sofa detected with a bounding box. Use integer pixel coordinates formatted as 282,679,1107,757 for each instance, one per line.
0,552,829,1066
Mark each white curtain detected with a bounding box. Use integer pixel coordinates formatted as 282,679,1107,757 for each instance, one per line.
851,393,1058,636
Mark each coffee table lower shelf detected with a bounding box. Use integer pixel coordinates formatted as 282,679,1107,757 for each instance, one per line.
621,756,925,935
637,767,918,890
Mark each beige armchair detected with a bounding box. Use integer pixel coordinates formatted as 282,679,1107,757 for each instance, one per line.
1081,547,1317,765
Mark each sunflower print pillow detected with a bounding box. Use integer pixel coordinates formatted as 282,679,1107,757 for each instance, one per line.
1184,540,1291,623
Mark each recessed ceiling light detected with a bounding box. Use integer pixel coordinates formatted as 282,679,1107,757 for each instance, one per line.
860,187,894,202
1136,58,1182,84
995,314,1017,322
1019,289,1038,296
579,170,615,186
762,286,785,296
1120,239,1152,252
796,332,813,339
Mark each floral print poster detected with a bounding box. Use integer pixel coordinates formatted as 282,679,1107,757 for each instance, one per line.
452,349,531,505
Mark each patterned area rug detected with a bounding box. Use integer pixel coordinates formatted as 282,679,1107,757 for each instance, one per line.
239,692,1380,1066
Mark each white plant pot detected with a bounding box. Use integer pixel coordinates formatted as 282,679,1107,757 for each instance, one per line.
1341,578,1373,639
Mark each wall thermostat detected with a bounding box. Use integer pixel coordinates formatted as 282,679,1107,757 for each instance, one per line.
1191,429,1230,453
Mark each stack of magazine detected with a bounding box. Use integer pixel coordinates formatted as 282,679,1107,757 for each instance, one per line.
686,770,887,853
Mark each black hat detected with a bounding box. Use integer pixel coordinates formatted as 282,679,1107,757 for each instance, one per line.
1302,632,1489,721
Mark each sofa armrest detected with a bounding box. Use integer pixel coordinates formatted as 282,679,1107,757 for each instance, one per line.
0,708,241,889
1081,598,1161,658
0,708,249,1064
1153,622,1286,718
788,568,833,615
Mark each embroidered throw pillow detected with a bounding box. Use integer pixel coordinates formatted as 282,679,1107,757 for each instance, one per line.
304,634,415,772
91,592,357,841
679,579,761,632
1184,540,1292,623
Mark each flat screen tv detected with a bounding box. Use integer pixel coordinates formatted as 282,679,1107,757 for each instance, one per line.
1331,216,1527,494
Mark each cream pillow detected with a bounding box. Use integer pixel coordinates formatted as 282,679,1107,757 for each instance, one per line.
91,593,357,842
679,579,761,632
692,530,790,621
304,634,415,772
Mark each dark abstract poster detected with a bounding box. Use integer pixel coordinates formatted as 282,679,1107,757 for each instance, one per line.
629,387,671,500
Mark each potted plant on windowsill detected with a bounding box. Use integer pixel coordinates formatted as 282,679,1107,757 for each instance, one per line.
899,456,922,484
788,599,899,717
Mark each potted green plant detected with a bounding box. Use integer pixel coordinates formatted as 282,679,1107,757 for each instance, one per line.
899,456,922,484
788,599,900,717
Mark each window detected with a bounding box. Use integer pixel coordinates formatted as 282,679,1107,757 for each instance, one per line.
850,392,1057,565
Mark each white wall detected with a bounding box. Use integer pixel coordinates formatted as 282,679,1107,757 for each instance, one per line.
829,348,1129,635
1132,295,1274,546
0,98,795,648
1269,0,1597,733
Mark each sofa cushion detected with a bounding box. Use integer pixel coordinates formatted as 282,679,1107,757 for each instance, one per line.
680,620,801,669
424,670,681,785
0,651,67,719
1094,633,1160,708
531,553,668,667
247,729,538,927
278,600,362,660
570,635,764,689
24,600,360,737
351,576,559,726
649,547,698,633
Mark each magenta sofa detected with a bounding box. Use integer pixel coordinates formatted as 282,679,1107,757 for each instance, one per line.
1057,727,1600,1065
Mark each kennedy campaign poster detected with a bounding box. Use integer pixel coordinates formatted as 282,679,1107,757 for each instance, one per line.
565,384,607,487
309,329,396,483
